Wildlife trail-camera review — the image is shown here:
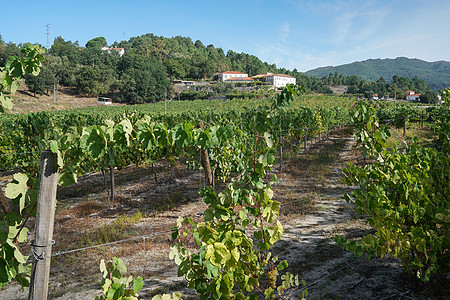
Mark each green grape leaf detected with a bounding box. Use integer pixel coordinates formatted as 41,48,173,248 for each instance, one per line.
277,260,288,271
133,276,143,293
49,140,58,153
5,173,28,214
0,258,11,284
264,132,273,148
0,95,14,110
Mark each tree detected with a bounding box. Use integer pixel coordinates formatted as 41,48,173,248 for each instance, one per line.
86,37,107,49
364,90,374,99
347,85,359,94
50,36,81,64
118,53,170,103
0,34,5,67
194,39,205,49
75,65,115,96
419,90,438,104
25,67,53,96
0,44,45,112
164,57,187,79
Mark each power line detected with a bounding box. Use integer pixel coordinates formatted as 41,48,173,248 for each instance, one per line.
46,24,50,50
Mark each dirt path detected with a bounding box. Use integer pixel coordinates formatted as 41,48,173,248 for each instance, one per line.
0,130,447,299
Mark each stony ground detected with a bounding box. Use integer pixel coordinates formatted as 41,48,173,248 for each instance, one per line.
0,128,448,300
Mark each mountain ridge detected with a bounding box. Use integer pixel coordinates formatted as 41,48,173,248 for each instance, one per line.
304,57,450,91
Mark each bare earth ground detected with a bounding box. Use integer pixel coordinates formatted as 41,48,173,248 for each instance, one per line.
10,84,123,114
0,128,448,300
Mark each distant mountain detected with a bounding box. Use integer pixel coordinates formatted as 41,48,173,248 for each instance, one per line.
305,57,450,91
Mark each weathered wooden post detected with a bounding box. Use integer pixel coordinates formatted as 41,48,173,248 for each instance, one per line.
109,166,115,201
403,117,407,137
29,151,58,300
421,110,424,128
199,120,213,187
279,131,283,170
303,129,307,152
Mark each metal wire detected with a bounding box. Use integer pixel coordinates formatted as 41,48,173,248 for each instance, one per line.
51,229,172,257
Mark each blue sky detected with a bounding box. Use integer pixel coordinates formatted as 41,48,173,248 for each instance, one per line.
2,0,449,72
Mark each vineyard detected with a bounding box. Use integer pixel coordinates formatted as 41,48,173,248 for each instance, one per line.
0,52,448,300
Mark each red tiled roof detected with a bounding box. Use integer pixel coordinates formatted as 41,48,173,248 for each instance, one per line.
252,73,294,79
268,74,295,78
226,77,254,81
221,71,247,74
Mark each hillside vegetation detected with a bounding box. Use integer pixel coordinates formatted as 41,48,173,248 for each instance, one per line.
1,33,444,105
305,57,450,91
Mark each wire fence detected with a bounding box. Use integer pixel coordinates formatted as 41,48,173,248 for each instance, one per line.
50,229,172,258
10,121,432,299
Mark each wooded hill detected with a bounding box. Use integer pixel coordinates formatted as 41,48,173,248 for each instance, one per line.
305,57,450,91
0,33,443,103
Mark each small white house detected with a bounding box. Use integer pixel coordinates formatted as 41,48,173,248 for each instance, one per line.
101,47,125,57
217,71,248,82
406,94,421,101
98,97,112,105
264,73,296,88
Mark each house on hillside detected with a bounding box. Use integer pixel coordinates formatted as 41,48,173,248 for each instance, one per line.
253,73,296,88
404,90,415,96
406,94,421,101
101,47,125,57
217,71,248,82
372,94,379,100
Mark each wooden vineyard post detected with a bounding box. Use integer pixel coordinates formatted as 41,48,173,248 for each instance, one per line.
29,151,58,300
421,110,424,128
0,189,12,215
199,120,213,187
303,129,307,152
109,166,115,201
403,118,407,137
279,131,283,170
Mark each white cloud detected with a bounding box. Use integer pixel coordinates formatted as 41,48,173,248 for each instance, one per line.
280,22,290,43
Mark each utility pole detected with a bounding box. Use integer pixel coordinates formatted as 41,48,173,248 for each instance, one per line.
53,79,56,103
164,89,167,114
45,24,50,51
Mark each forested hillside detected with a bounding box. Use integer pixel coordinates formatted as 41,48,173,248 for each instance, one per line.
0,33,348,102
305,57,450,91
0,33,443,104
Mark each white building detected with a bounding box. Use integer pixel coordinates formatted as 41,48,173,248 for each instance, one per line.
264,73,296,88
98,97,112,105
253,73,296,88
406,94,421,101
101,47,125,57
217,71,248,82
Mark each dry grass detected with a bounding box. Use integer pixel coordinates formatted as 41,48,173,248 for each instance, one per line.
387,123,438,148
10,82,123,114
